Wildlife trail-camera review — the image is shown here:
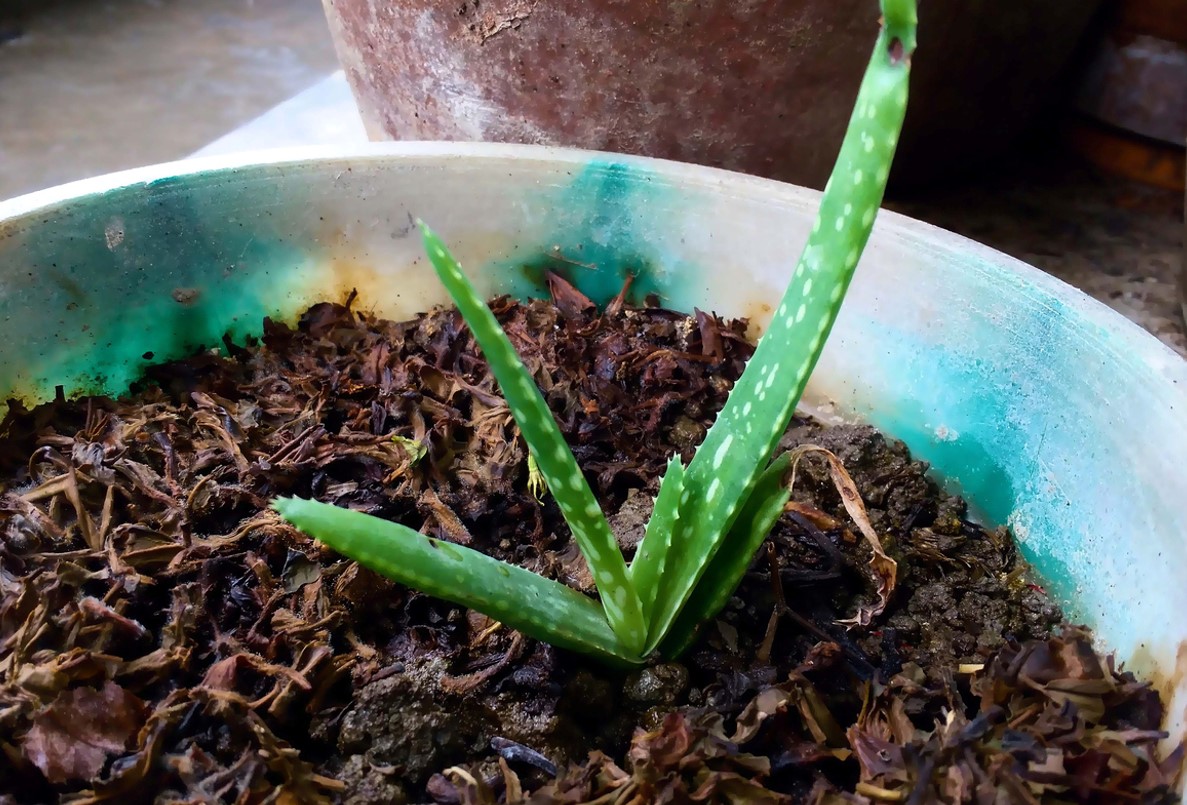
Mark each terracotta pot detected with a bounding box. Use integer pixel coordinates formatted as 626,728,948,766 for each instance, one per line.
1068,0,1187,186
321,0,1103,189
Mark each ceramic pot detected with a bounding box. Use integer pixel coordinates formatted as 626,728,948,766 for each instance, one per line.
320,0,1104,189
2,143,1185,754
1069,0,1187,190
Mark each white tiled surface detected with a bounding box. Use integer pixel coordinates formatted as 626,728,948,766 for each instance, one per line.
191,71,368,158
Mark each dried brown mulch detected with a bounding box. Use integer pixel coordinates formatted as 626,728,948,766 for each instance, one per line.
0,277,1180,803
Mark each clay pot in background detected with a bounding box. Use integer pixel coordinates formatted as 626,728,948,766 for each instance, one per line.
1069,0,1187,191
321,0,1103,191
1061,0,1187,326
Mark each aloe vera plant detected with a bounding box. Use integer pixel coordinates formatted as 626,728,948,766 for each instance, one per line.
273,0,918,667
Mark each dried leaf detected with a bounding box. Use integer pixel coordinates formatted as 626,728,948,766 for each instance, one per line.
499,756,524,804
788,445,897,627
22,681,146,784
545,271,596,318
282,554,322,594
732,685,793,744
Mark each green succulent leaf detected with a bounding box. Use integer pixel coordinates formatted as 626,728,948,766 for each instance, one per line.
272,497,644,666
636,0,917,655
628,455,685,617
659,452,793,659
418,223,647,655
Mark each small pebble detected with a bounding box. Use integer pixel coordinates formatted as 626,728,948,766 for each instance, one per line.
622,663,690,706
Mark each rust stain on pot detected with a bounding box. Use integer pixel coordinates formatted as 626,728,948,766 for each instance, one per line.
310,221,517,320
1177,641,1187,730
323,256,385,309
1125,639,1187,724
741,299,775,342
171,287,201,306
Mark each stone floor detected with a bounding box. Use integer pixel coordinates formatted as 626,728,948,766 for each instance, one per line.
895,144,1187,359
1,0,1184,356
0,0,339,199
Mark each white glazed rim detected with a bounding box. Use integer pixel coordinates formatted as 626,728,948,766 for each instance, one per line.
3,140,1183,385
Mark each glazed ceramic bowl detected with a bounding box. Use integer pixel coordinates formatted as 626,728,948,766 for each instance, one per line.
2,143,1186,754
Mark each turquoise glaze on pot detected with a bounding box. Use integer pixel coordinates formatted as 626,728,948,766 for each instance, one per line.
2,143,1186,769
0,171,324,400
0,152,706,403
494,160,685,309
808,224,1187,699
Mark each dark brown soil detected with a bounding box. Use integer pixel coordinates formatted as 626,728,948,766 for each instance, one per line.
0,280,1180,804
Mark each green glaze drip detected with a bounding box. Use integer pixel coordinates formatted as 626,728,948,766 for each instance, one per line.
0,176,315,404
491,161,671,310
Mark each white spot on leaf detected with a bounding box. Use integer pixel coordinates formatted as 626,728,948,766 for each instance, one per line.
764,364,780,389
712,434,733,469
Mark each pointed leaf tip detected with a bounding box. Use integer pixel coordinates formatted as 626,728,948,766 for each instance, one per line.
271,496,309,522
417,218,437,242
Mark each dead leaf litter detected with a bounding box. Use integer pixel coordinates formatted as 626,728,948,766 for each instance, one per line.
0,276,1179,803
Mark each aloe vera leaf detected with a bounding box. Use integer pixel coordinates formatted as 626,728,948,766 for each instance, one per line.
639,0,918,654
272,497,644,666
418,223,646,655
627,455,685,617
658,452,793,659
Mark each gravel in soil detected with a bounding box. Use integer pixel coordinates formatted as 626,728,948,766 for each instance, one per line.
0,277,1180,803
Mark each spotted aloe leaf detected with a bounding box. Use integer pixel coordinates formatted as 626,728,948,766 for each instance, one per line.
627,455,685,612
270,497,642,666
415,224,647,655
632,0,918,653
659,452,793,659
274,0,918,667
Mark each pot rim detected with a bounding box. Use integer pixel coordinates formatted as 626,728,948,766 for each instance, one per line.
4,140,1183,380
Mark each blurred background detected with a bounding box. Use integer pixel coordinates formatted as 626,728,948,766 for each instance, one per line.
1,0,1183,356
0,0,339,199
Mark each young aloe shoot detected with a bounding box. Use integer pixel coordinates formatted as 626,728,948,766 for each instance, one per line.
273,0,918,668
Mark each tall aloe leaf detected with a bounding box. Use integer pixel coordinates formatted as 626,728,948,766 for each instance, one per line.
417,225,647,655
634,0,918,653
